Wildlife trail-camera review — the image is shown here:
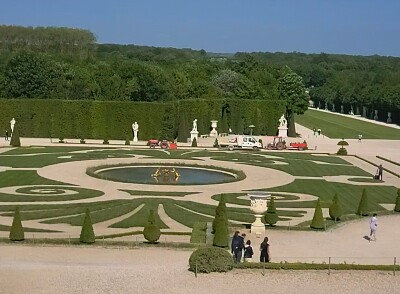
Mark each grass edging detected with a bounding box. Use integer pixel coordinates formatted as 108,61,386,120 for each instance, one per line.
235,262,399,271
354,155,400,178
376,155,400,167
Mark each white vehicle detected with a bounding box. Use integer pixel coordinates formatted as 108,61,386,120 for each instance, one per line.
219,135,262,151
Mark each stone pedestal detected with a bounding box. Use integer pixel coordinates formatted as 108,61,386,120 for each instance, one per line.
210,120,218,137
249,192,270,237
278,126,288,138
133,132,138,142
190,130,199,142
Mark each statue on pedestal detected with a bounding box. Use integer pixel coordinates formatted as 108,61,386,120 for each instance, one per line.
10,117,16,134
278,114,287,128
192,119,197,132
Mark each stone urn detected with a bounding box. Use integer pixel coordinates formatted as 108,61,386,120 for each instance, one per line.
210,120,218,137
249,192,270,236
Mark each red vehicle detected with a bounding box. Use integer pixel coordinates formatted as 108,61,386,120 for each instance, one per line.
288,141,308,151
147,139,175,149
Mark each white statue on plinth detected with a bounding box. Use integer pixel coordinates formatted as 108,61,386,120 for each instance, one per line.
10,117,16,134
279,114,287,128
132,121,139,142
192,119,197,132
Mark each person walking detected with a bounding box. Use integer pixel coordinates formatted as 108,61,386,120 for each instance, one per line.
378,164,383,180
231,231,244,263
260,236,271,262
369,213,378,242
358,134,362,143
5,130,9,141
243,240,254,262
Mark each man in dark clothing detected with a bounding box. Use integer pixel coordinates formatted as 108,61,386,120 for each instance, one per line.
231,231,245,263
378,164,383,180
5,130,9,141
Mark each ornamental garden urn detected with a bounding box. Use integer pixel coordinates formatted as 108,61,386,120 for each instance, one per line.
249,192,270,236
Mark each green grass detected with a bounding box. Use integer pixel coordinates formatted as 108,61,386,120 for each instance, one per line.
0,171,65,188
347,178,382,183
296,108,400,139
120,189,198,197
270,179,398,214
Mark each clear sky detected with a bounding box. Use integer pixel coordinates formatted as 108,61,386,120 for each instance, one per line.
1,0,399,56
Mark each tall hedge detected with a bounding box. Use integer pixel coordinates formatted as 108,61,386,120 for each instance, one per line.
310,199,324,230
394,189,400,212
0,98,284,140
80,208,95,243
9,207,24,241
357,189,370,216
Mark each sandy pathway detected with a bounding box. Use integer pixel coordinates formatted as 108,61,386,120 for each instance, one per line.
0,245,398,294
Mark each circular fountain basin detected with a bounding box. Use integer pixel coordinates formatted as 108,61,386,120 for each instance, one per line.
94,165,238,185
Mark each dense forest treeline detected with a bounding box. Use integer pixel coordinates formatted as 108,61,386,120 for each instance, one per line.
0,25,399,125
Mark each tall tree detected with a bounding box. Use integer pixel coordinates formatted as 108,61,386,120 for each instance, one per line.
278,66,310,136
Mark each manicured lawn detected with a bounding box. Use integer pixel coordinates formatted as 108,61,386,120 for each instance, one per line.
296,108,400,139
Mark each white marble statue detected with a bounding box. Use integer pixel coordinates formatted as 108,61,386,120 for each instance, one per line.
278,114,287,128
10,117,16,134
132,121,139,142
192,119,197,132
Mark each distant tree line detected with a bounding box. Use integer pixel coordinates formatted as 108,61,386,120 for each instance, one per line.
0,25,398,125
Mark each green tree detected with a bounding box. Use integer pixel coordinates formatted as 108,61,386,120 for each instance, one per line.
9,207,24,241
9,124,21,147
394,189,400,212
329,194,343,221
212,196,228,234
264,197,278,226
310,199,324,230
143,209,161,243
191,137,198,147
357,189,370,216
80,208,95,243
278,67,310,137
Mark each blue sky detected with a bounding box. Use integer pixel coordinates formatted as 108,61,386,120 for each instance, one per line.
1,0,399,56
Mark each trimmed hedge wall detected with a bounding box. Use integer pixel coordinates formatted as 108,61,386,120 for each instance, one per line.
0,98,284,140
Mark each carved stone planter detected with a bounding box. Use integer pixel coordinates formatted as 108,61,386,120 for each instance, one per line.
249,192,270,236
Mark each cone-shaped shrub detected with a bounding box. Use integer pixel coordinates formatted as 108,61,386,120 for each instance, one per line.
143,224,161,243
80,208,95,243
9,207,24,241
212,221,229,248
264,197,278,226
144,209,160,243
357,189,370,216
310,199,324,230
212,196,228,234
125,138,130,145
394,189,400,212
10,125,21,147
213,138,219,148
329,194,343,221
147,209,156,224
191,137,198,147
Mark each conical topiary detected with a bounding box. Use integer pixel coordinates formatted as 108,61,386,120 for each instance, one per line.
213,138,219,148
10,124,21,147
80,208,95,243
9,207,24,241
212,221,229,248
125,138,130,145
329,194,343,221
394,189,400,212
191,137,198,147
310,199,324,230
143,209,160,243
212,195,228,233
264,197,278,226
357,189,370,216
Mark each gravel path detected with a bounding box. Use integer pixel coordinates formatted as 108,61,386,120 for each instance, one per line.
0,245,399,294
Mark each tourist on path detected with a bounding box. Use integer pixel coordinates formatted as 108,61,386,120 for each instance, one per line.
243,240,254,262
358,134,362,143
231,231,244,263
5,130,9,141
260,236,271,262
369,213,378,242
378,164,383,180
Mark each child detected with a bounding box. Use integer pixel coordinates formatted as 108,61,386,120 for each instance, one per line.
243,240,254,262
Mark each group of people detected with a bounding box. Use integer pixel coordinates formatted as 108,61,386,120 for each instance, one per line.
230,231,271,263
312,128,322,136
